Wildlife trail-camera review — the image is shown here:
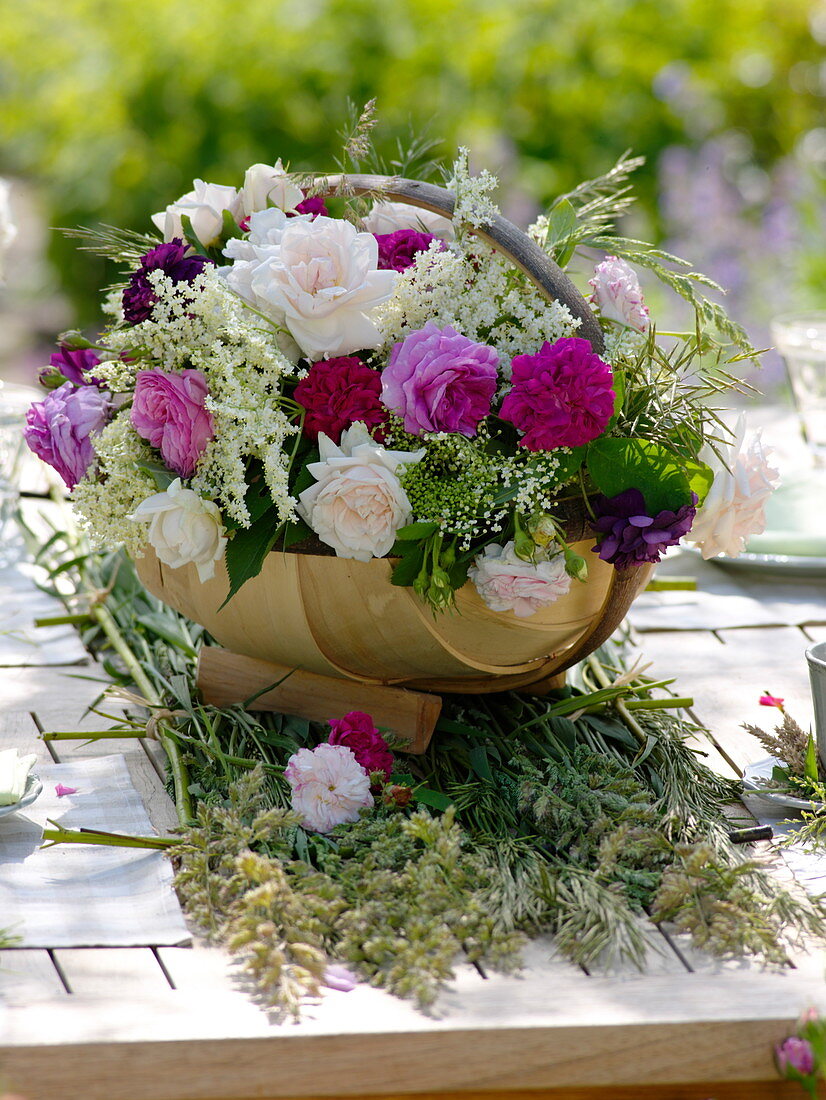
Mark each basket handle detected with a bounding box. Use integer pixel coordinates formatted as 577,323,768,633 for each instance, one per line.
315,173,604,354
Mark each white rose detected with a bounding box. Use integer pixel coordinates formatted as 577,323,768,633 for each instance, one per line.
686,415,780,559
152,180,243,248
131,478,227,582
468,541,572,618
362,200,455,241
238,215,396,358
240,160,304,217
297,423,424,561
589,255,649,333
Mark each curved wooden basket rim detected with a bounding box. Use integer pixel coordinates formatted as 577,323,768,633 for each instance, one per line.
315,173,604,354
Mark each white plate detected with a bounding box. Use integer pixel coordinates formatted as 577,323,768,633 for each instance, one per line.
706,550,826,579
741,756,826,813
0,773,43,819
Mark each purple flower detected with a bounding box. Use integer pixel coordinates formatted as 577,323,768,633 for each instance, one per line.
24,382,111,489
382,322,498,436
47,346,104,387
500,338,615,450
292,194,329,219
776,1037,815,1077
375,229,440,272
591,488,697,569
122,239,212,324
131,368,215,478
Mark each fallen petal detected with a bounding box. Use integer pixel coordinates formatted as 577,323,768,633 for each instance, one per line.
322,963,358,992
55,783,78,797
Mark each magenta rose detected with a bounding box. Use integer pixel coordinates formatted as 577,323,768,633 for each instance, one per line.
131,368,215,478
382,323,499,436
327,710,394,782
24,382,111,489
294,357,388,443
500,337,615,450
375,229,440,272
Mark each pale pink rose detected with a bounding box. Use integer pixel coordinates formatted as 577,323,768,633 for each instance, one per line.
687,415,779,559
468,541,572,618
240,160,303,217
284,743,373,833
152,180,243,248
225,214,396,358
362,200,455,241
589,256,649,333
296,423,424,561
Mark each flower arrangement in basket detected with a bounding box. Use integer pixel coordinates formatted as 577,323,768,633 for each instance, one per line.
24,126,777,687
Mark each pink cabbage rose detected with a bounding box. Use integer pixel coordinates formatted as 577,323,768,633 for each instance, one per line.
468,541,572,618
131,368,215,479
284,743,373,833
382,323,499,436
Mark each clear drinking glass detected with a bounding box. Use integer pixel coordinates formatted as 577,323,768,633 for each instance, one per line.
771,311,826,465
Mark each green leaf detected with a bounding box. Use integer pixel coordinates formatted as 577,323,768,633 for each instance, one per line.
221,509,280,607
412,786,453,811
468,745,494,782
394,521,440,541
805,734,819,784
390,543,426,587
586,436,696,514
135,612,198,658
134,460,175,491
290,446,319,499
220,207,243,243
545,198,578,264
435,716,483,738
179,213,210,258
771,764,791,786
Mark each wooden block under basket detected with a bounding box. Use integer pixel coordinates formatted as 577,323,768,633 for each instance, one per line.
197,646,442,753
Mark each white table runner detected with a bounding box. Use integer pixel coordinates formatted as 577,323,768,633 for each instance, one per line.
0,754,189,947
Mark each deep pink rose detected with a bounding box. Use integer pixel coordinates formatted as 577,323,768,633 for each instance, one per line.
500,337,615,450
375,229,440,272
24,382,111,489
131,368,215,478
382,322,499,436
327,711,394,782
294,357,388,443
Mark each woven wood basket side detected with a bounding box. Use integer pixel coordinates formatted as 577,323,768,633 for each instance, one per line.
135,548,652,694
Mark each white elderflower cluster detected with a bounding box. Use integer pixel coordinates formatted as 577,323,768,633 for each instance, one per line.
376,240,577,372
448,148,500,228
100,268,300,528
602,324,647,364
71,416,158,555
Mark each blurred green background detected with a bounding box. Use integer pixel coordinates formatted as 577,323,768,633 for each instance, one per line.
1,0,825,385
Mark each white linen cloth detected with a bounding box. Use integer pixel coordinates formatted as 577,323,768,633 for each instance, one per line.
0,559,87,666
0,754,189,947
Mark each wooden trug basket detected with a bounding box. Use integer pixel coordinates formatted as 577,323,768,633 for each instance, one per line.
135,175,653,746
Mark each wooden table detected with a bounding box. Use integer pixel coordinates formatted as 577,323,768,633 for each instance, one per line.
1,545,826,1100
